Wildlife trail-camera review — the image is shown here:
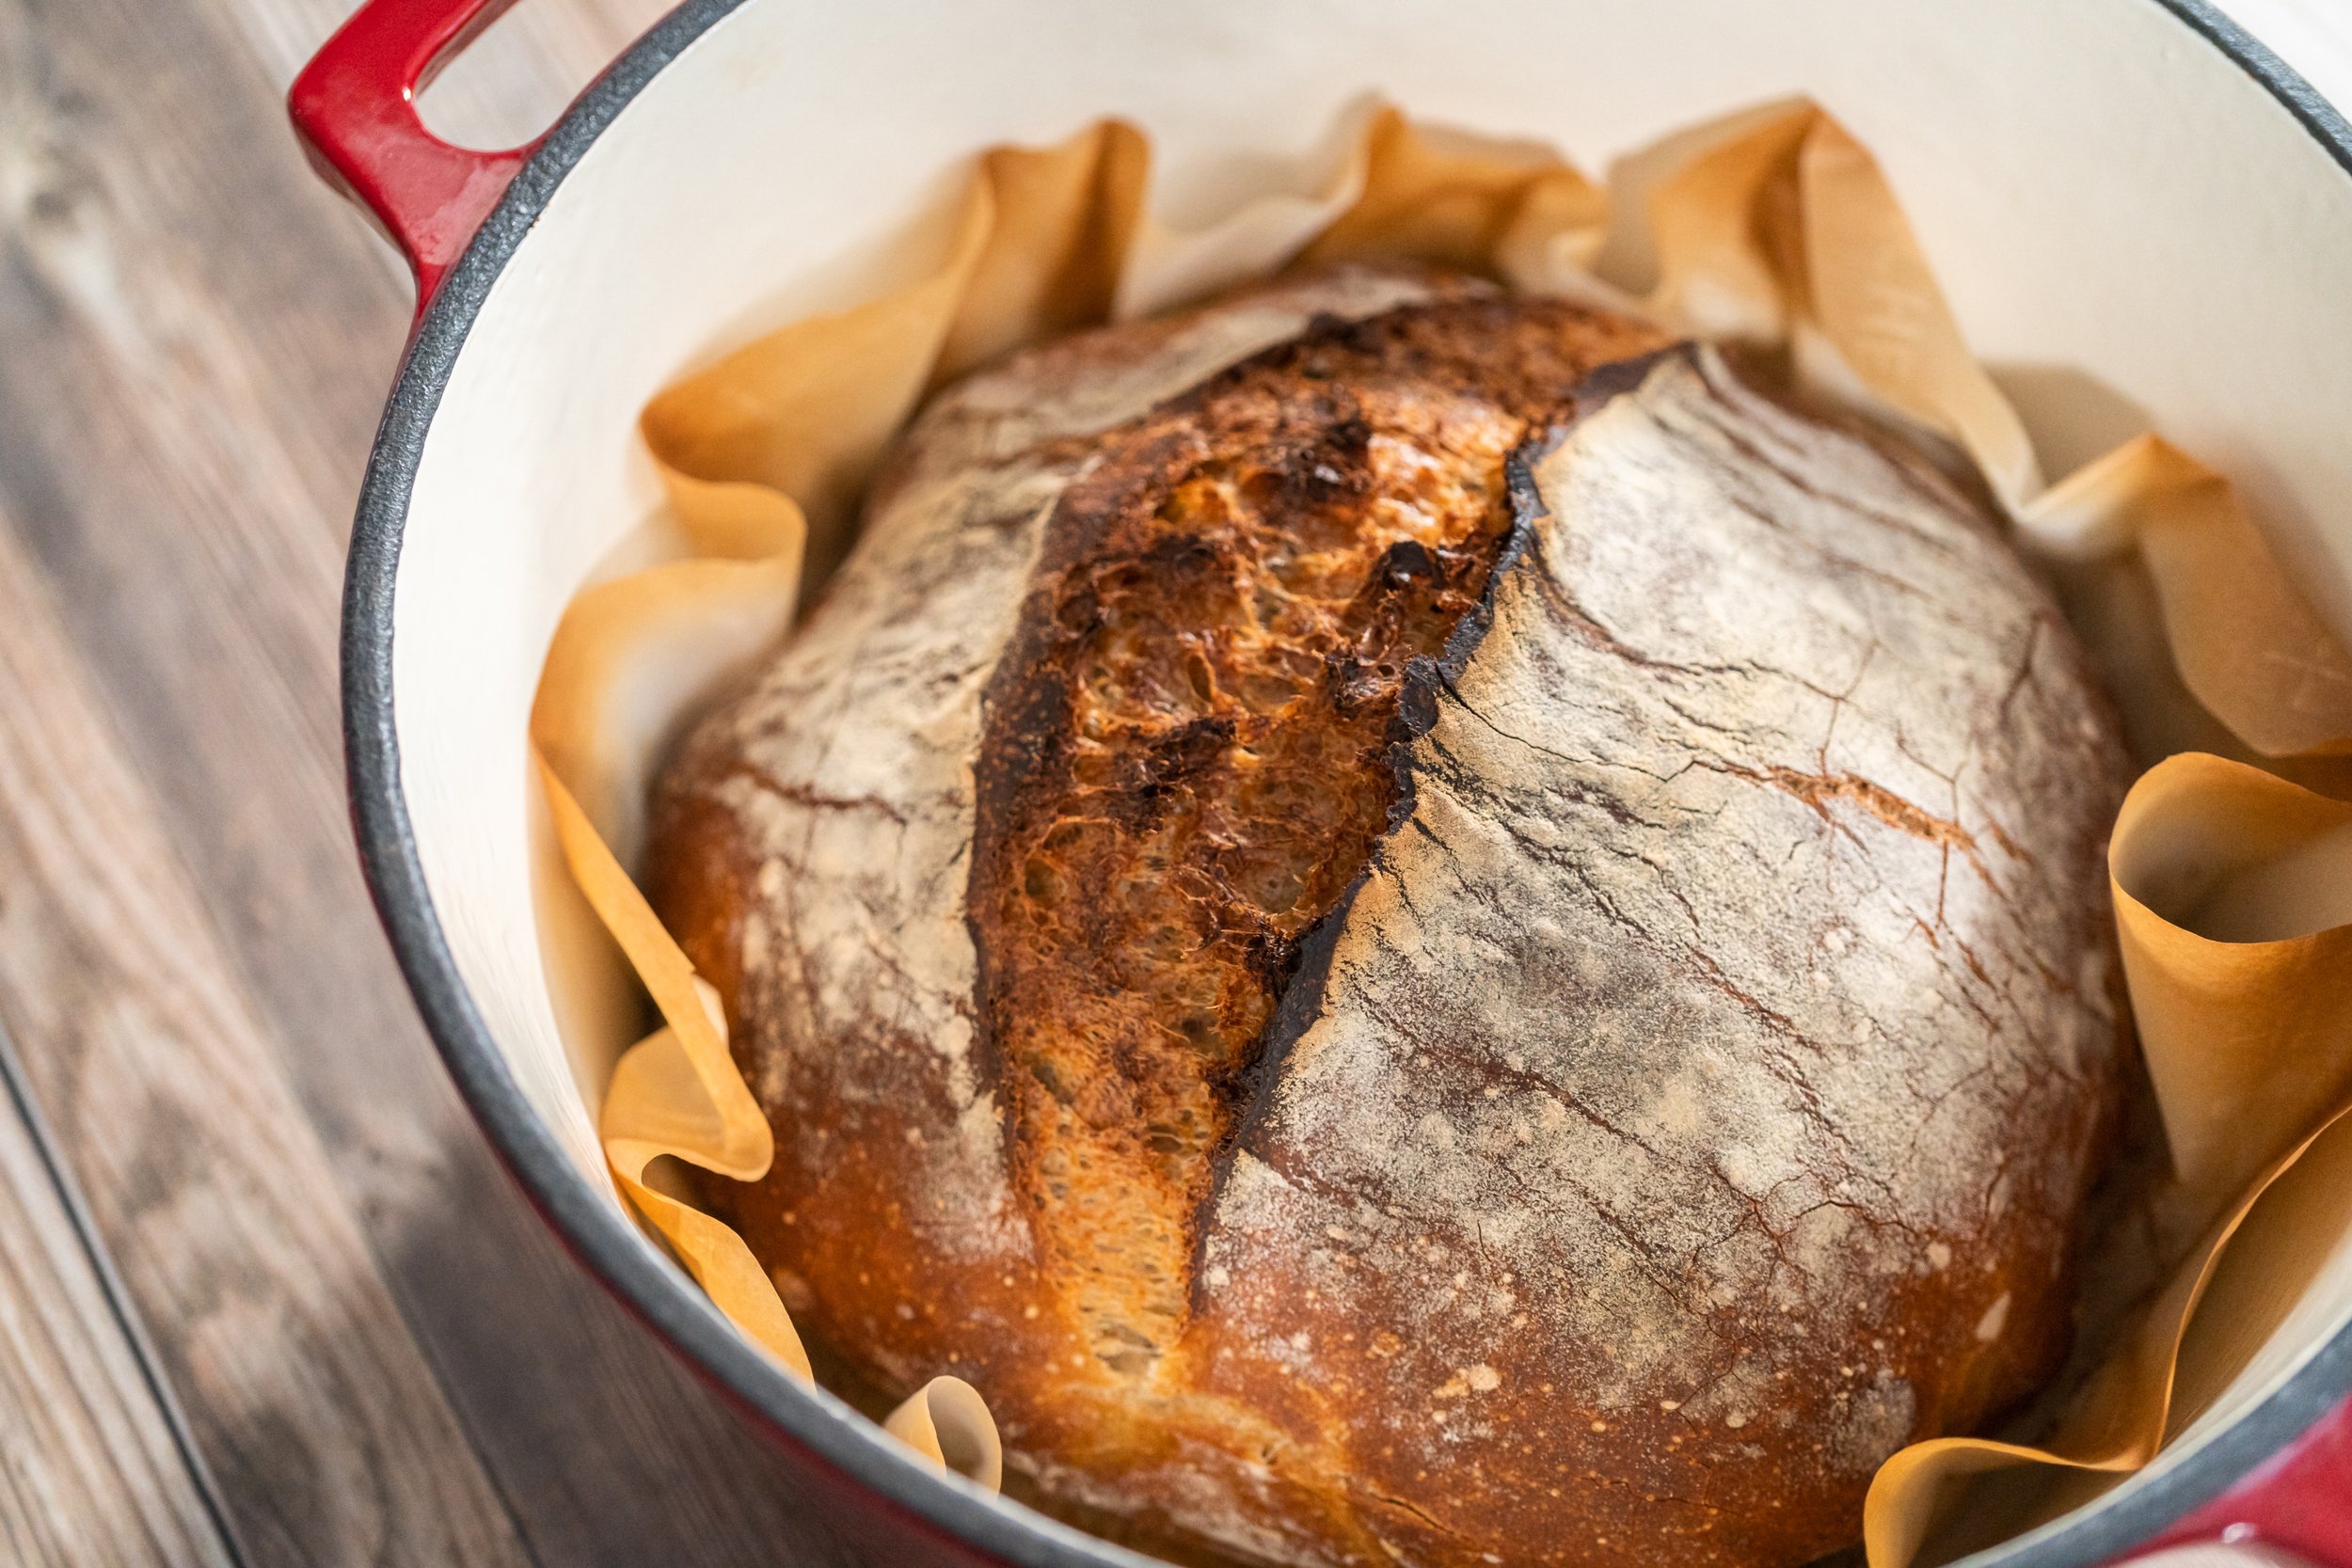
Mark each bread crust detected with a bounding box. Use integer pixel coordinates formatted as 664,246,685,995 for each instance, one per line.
644,279,2130,1568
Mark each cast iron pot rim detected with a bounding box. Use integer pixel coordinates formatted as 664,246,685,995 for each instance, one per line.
342,2,2352,1561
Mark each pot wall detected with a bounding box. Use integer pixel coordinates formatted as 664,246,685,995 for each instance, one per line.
371,0,2352,1560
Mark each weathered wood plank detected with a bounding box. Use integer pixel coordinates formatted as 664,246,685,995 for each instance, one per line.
0,1031,240,1568
0,503,532,1568
0,0,858,1561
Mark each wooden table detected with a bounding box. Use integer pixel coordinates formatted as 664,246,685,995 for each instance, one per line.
0,2,2344,1565
0,1,873,1562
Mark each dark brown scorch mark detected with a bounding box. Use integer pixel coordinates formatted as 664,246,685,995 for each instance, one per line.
1735,764,1977,852
964,298,1666,1377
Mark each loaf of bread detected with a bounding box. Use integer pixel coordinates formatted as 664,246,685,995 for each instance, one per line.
644,267,2133,1568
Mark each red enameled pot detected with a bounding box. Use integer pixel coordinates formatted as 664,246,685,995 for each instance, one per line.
295,1,2352,1560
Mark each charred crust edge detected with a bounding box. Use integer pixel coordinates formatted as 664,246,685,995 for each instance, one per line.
1205,343,1691,1250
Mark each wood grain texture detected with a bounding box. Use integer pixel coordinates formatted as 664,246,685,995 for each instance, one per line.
0,501,531,1568
0,1033,238,1568
0,0,857,1563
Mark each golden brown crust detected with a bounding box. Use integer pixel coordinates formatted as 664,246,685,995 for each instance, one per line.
644,281,2128,1568
965,299,1668,1397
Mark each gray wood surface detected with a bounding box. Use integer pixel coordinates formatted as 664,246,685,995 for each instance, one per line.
0,0,2335,1564
0,1026,236,1568
0,0,860,1562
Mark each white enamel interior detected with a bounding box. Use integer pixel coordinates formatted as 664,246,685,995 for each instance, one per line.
386,0,2352,1550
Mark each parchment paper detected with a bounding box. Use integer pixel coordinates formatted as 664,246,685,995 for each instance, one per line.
530,100,2352,1555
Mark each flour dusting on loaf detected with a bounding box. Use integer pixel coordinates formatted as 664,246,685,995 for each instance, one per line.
650,267,1471,1283
644,281,2131,1568
1190,349,2126,1561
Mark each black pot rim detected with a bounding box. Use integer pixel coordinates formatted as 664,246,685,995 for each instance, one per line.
342,3,2352,1562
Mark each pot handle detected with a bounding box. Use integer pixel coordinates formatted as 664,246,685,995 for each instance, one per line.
288,0,540,309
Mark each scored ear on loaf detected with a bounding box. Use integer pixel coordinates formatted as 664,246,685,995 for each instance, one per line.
643,267,2132,1568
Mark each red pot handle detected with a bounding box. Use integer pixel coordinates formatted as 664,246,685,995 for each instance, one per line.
289,0,541,310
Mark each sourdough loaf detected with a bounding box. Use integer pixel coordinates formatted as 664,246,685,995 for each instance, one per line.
644,269,2132,1568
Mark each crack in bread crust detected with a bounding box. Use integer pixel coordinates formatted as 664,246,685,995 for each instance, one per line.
644,283,2132,1568
1189,351,2131,1568
964,299,1668,1383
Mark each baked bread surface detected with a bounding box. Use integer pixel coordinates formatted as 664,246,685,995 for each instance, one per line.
644,271,2132,1568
